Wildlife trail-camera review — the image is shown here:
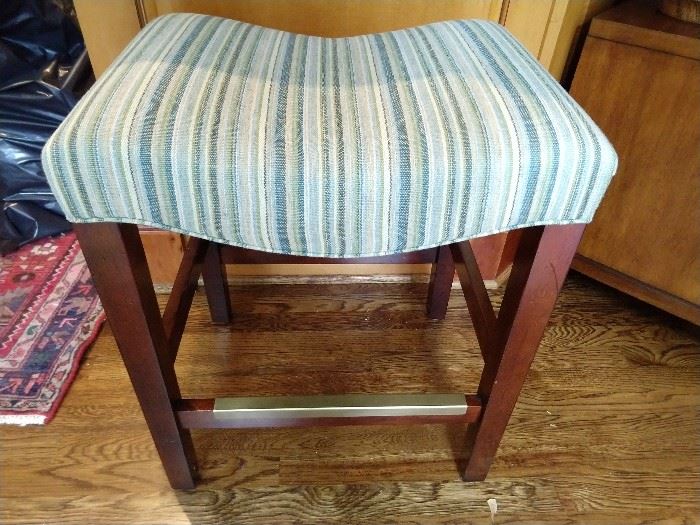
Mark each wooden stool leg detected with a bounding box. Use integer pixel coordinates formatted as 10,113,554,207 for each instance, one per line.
202,242,232,325
462,224,585,481
427,244,455,319
74,223,198,489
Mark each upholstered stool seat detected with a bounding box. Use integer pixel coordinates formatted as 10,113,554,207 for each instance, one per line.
42,13,617,490
43,13,616,257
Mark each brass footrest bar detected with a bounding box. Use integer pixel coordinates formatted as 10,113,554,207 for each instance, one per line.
176,395,482,429
215,393,468,418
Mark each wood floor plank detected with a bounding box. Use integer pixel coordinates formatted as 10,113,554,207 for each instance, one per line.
1,274,698,524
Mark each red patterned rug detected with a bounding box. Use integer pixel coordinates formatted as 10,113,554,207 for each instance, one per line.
0,232,105,425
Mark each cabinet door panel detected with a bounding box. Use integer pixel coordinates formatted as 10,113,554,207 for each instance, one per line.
143,0,502,35
571,36,700,307
74,0,141,77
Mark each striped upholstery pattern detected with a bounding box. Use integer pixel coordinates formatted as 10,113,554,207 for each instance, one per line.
42,14,617,257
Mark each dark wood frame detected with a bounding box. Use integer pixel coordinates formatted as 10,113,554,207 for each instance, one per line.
74,222,584,489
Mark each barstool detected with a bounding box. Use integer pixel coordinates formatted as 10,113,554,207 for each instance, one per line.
42,14,617,489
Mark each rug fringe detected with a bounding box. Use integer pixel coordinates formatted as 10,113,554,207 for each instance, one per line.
0,414,46,426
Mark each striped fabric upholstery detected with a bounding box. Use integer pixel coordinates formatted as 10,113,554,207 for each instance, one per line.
42,13,617,258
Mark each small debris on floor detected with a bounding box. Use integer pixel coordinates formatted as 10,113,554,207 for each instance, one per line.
487,498,498,524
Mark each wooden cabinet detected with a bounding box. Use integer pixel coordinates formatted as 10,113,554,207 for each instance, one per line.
570,0,700,324
73,0,613,284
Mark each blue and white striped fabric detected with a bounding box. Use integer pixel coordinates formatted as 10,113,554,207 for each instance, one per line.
42,13,617,257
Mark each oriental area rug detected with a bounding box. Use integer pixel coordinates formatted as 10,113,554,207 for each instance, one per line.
0,233,104,425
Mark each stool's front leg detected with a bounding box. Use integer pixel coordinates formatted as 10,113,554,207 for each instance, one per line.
74,223,198,489
463,224,585,481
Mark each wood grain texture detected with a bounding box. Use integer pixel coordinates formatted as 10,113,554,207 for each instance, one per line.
143,0,503,35
660,0,700,24
1,274,698,523
502,0,557,57
73,223,198,489
571,6,700,323
542,0,618,81
426,245,455,320
73,0,142,77
462,225,585,480
451,241,497,360
163,236,208,356
202,243,232,325
468,233,509,281
498,0,616,82
140,230,186,285
590,0,700,60
573,254,700,326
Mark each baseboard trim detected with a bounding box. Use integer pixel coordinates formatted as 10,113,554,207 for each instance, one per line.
572,255,700,325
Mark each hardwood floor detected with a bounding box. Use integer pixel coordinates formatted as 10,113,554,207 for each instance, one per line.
1,273,698,524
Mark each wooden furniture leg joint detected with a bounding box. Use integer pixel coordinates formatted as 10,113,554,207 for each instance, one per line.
74,222,584,488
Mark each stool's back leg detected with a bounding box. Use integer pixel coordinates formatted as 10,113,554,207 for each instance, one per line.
427,245,455,320
74,223,198,489
202,242,232,324
463,224,585,481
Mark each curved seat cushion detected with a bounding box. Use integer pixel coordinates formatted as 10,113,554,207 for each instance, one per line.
42,13,617,257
